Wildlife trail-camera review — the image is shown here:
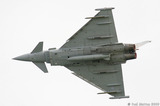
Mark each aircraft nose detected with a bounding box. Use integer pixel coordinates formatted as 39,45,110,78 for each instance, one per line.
13,54,30,61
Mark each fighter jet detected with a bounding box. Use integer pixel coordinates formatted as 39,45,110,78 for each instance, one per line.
13,7,150,99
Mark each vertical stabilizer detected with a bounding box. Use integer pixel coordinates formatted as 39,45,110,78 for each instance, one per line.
135,41,151,49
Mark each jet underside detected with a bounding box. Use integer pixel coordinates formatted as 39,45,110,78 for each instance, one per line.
49,43,136,66
13,7,150,99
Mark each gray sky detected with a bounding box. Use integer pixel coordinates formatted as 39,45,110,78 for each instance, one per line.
0,0,160,106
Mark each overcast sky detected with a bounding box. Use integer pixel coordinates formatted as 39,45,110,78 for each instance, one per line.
0,0,160,106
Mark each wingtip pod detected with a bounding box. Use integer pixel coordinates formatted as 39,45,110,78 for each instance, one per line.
135,41,151,50
109,96,130,99
95,7,114,11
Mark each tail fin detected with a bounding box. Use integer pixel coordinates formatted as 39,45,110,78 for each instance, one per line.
135,41,151,50
31,42,43,54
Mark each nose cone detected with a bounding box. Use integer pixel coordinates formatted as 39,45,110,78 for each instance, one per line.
13,54,30,61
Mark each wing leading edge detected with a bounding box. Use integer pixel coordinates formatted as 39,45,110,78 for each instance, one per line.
61,7,118,49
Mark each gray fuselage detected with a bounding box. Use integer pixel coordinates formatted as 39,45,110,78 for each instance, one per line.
44,43,136,66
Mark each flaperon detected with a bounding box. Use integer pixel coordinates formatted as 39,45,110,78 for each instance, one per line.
13,7,150,99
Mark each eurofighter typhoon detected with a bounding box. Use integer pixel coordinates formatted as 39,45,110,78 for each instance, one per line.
13,7,150,99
